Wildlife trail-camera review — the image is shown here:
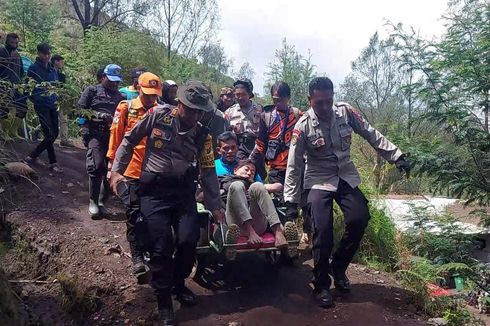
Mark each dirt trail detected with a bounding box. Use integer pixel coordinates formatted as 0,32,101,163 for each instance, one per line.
2,141,427,325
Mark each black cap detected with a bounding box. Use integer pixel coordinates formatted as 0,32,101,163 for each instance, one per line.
233,79,254,98
131,67,147,79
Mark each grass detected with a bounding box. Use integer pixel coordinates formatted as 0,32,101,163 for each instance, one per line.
57,273,101,323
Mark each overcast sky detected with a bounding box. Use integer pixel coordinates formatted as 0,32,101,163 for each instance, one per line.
216,0,449,95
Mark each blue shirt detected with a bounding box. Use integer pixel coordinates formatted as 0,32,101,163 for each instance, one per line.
215,158,262,182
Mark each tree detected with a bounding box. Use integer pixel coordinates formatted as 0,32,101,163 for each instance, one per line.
339,33,410,190
151,0,219,60
264,38,315,110
391,0,490,205
236,62,255,81
70,0,151,32
2,0,59,51
198,41,232,75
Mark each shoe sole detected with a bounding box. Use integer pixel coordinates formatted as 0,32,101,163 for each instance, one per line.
284,221,299,258
224,224,240,261
135,266,150,285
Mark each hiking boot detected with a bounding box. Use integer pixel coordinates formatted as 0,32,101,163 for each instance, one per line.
89,199,100,219
332,269,351,293
157,293,175,326
49,163,64,173
313,288,334,308
283,221,299,258
132,252,149,284
173,285,197,306
224,224,240,261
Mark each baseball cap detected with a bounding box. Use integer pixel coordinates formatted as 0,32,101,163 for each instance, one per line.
104,64,123,82
131,67,146,79
138,72,162,96
177,80,215,112
233,79,254,98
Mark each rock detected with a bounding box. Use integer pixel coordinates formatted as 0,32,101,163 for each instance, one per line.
66,183,74,188
105,244,122,256
427,318,448,326
376,279,386,284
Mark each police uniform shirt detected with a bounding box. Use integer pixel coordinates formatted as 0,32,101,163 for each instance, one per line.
284,102,403,204
224,101,263,137
78,84,125,116
112,105,221,210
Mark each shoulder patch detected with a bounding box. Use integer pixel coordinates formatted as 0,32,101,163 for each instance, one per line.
199,134,215,168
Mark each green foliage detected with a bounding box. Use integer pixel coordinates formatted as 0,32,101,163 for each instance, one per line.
264,38,316,110
332,191,400,271
403,204,477,264
443,306,485,326
390,0,490,205
1,0,60,52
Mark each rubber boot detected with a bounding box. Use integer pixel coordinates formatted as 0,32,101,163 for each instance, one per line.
98,179,110,217
88,177,101,219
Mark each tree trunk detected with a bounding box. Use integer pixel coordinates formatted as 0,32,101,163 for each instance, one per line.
484,90,489,134
166,0,171,61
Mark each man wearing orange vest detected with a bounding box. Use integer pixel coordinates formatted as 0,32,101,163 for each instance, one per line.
106,72,163,281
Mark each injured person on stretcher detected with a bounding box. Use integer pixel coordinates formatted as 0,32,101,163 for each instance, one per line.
220,159,296,248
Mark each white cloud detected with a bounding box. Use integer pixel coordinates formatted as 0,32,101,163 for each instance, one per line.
217,0,448,95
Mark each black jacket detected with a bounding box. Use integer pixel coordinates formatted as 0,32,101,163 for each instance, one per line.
0,45,23,83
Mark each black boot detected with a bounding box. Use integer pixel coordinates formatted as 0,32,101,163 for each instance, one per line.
172,285,197,306
331,264,351,293
131,245,149,284
157,292,175,326
312,288,334,308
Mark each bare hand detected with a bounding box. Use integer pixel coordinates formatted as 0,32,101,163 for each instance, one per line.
109,171,125,195
212,208,225,224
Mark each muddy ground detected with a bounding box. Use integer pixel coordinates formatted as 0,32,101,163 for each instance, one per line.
1,141,428,325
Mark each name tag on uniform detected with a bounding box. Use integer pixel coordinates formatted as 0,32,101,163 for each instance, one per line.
153,128,163,137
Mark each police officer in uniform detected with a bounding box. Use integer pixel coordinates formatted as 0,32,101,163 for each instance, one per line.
106,72,162,281
284,77,410,308
224,79,266,178
78,64,124,218
110,81,224,325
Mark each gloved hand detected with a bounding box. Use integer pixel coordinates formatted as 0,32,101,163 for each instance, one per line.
97,112,113,124
285,202,298,221
395,154,411,178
